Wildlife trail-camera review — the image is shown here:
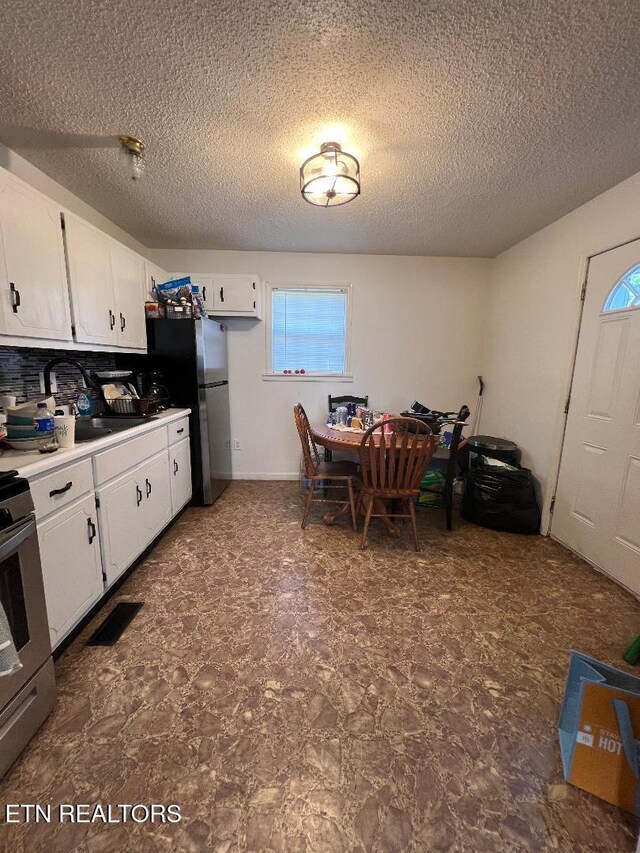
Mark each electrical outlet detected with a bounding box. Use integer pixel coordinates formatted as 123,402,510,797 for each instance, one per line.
233,439,242,450
39,370,57,393
224,438,231,450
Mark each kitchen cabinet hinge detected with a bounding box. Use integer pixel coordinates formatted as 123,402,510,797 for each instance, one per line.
253,301,256,309
580,281,587,301
102,571,107,583
550,496,556,514
252,281,256,289
564,395,571,414
95,495,100,509
60,212,65,230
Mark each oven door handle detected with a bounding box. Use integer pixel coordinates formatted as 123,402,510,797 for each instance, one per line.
0,516,36,562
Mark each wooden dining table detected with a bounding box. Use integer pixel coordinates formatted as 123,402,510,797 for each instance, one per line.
311,422,447,457
310,422,441,531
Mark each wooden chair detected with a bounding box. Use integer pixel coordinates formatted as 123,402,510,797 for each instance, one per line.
325,394,369,462
327,393,369,412
419,404,470,530
358,417,437,551
294,404,359,530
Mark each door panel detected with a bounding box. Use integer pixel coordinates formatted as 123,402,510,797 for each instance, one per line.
188,274,214,312
614,457,640,551
552,238,640,595
97,471,143,587
170,438,192,513
111,243,146,349
587,317,628,419
212,274,257,312
38,494,103,648
142,452,171,546
0,178,72,340
572,444,607,527
65,214,117,345
206,383,232,484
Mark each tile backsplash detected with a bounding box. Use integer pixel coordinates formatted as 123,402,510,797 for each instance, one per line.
0,346,116,409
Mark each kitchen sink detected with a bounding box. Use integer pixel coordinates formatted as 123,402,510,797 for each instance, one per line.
75,416,159,442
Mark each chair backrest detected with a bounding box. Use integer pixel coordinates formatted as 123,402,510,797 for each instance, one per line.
328,394,369,412
446,404,470,482
293,404,320,478
359,417,437,494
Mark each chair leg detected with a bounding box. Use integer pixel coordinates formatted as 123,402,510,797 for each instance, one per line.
347,479,357,531
360,495,373,550
301,483,314,529
407,498,420,552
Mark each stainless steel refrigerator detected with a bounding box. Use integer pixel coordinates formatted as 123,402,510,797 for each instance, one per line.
144,318,232,504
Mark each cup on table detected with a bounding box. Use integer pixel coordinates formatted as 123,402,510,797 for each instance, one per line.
54,415,75,448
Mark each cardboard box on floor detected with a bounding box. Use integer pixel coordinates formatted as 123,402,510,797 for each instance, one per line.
559,652,640,814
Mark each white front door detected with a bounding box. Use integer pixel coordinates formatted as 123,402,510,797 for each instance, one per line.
552,239,640,594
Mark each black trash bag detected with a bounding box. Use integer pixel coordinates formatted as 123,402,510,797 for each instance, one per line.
462,461,540,533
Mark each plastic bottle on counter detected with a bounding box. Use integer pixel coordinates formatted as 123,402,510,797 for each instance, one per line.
33,401,56,435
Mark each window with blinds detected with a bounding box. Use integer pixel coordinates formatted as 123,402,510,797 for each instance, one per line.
269,286,350,375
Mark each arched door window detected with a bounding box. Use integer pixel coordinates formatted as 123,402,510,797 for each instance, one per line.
603,264,640,312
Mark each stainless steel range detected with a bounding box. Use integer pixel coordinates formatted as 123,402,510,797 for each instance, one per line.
0,471,56,778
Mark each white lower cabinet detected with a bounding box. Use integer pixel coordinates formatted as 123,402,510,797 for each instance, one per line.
97,449,171,588
141,451,172,544
169,437,192,513
96,468,142,588
32,414,191,649
37,493,104,648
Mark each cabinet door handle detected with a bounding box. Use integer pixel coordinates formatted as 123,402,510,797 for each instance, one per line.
202,286,206,301
219,287,224,303
177,427,184,434
136,485,143,507
173,459,179,475
9,282,20,314
87,517,97,544
120,313,126,332
49,481,73,497
145,478,151,498
109,309,116,330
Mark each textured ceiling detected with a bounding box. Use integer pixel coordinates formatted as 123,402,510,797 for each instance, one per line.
0,1,639,257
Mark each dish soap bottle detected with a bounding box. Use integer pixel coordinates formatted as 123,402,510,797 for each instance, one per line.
33,401,55,435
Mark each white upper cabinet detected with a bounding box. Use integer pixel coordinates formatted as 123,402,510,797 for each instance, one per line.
64,214,118,346
185,274,214,311
146,261,169,300
0,173,72,341
211,274,261,318
110,242,147,349
64,214,147,351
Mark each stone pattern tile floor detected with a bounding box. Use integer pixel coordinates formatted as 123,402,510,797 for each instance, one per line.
1,482,639,852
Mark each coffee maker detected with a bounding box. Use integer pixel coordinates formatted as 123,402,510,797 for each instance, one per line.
136,372,170,410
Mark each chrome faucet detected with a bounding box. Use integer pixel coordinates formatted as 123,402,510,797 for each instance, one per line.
42,358,96,398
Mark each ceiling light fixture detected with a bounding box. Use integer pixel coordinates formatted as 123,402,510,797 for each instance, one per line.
119,135,145,180
300,141,360,207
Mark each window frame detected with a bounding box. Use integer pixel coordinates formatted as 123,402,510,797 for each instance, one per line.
263,281,353,382
602,263,640,315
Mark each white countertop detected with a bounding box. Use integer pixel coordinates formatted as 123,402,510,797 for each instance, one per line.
0,408,191,479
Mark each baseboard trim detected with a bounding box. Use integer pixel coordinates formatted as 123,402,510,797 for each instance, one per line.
232,472,298,481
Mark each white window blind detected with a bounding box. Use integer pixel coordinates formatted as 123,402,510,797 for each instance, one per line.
271,287,348,374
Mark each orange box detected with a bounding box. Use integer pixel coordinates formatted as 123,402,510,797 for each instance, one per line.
559,652,640,814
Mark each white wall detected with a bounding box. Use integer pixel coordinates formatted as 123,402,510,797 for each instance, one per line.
151,249,491,478
481,171,640,530
0,141,148,256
